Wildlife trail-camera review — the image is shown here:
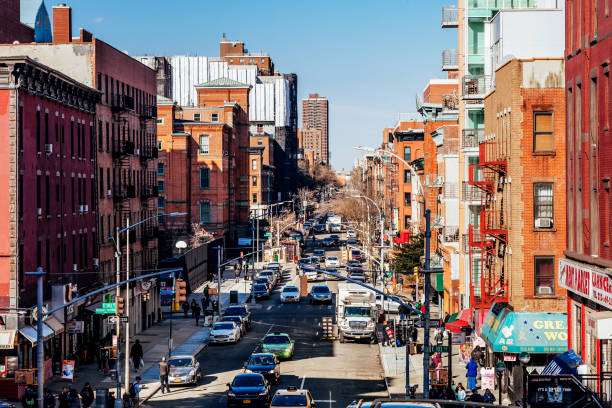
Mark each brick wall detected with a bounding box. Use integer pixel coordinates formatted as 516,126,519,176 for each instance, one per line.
0,0,34,44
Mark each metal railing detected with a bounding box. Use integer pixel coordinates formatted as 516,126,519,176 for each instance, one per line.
462,75,493,100
442,50,459,71
442,93,459,112
443,182,459,199
442,226,459,242
462,181,485,201
426,174,444,187
442,6,459,27
462,128,483,149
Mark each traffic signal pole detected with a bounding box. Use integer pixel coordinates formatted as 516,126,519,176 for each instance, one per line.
115,227,122,407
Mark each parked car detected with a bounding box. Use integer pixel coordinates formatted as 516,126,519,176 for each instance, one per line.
347,260,362,268
224,305,252,328
322,237,335,247
209,321,241,344
227,373,270,407
260,333,295,359
313,249,325,257
245,353,280,384
347,230,357,239
253,283,271,299
270,387,316,408
220,315,247,335
313,224,326,233
167,355,201,386
280,286,300,303
325,256,340,268
309,285,332,304
347,238,359,245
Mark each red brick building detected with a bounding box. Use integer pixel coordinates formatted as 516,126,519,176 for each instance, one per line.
0,0,34,44
0,56,99,393
220,34,275,76
560,0,612,382
157,78,251,244
302,94,329,164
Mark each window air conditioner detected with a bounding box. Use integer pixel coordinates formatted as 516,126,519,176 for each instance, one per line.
83,205,88,213
44,144,53,154
37,208,42,216
537,286,553,295
107,189,112,198
534,218,553,228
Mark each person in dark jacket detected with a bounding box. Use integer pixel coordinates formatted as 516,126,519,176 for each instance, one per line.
182,300,189,318
58,387,69,408
482,389,496,403
467,390,484,402
159,356,170,394
190,299,197,318
193,304,201,326
131,339,143,372
44,389,56,408
67,388,81,408
80,383,94,408
22,385,37,408
466,357,478,390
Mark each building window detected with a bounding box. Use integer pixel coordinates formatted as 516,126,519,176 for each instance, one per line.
193,113,201,121
534,256,554,295
252,194,258,204
252,176,257,186
404,192,411,206
403,146,411,161
211,113,219,122
199,135,209,154
158,141,162,150
157,118,164,125
252,159,258,170
200,168,210,189
404,170,411,183
158,180,165,193
574,304,583,356
158,197,165,209
404,216,411,228
533,112,554,152
36,110,41,152
199,202,210,223
534,182,553,223
157,162,164,175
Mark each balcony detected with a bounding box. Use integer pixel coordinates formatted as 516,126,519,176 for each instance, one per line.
441,226,459,243
143,186,159,198
140,104,157,119
461,128,483,149
432,215,444,229
443,182,459,199
442,94,459,112
462,75,492,101
112,140,135,158
410,158,425,172
426,174,444,188
441,6,459,28
110,94,134,113
462,181,485,202
442,50,459,71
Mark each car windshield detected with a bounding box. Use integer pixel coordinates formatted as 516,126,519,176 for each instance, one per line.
268,263,280,269
283,287,299,293
264,335,290,344
345,307,371,317
313,286,330,293
254,284,267,291
232,375,264,387
249,355,275,365
226,307,247,315
168,358,193,367
299,258,310,263
214,323,234,330
255,278,268,284
326,268,337,272
222,317,241,324
271,395,308,407
352,250,360,255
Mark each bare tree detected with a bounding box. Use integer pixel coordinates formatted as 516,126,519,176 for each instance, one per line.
189,223,213,248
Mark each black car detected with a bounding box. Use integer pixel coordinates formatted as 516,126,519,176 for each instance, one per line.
313,224,326,233
347,238,358,245
227,373,270,407
245,353,280,383
329,234,340,244
347,260,361,268
322,237,334,247
224,305,252,329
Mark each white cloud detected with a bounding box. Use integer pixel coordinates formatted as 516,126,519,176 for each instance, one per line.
93,17,104,24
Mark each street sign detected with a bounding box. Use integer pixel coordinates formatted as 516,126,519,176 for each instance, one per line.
264,232,272,237
238,238,252,245
108,315,129,324
95,302,116,314
431,345,449,353
414,319,441,328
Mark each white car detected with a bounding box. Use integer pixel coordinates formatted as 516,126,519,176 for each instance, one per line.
303,267,319,282
208,321,241,344
256,270,277,286
280,286,301,303
347,230,357,239
325,256,340,268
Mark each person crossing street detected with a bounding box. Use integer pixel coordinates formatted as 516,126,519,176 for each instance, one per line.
158,356,170,394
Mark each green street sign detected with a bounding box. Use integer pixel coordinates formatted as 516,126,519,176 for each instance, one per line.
431,345,449,353
95,302,116,314
264,232,272,237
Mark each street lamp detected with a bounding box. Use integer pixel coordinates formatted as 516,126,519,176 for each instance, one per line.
495,361,506,405
109,211,186,395
169,240,187,357
351,194,384,285
519,352,531,407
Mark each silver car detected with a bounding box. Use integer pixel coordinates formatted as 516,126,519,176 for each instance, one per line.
168,355,201,386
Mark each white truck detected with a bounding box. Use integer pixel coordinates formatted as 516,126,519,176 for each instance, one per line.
336,282,377,343
326,215,342,232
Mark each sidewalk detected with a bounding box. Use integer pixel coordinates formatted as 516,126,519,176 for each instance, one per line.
42,269,253,406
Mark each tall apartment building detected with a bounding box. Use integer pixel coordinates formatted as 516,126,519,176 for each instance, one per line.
0,5,161,338
156,78,251,245
0,0,34,43
560,0,612,386
302,93,329,164
450,0,565,324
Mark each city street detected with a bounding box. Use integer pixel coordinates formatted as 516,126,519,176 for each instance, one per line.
146,233,388,408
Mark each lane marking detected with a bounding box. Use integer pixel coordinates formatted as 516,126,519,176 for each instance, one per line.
314,400,336,403
266,305,273,310
300,376,306,389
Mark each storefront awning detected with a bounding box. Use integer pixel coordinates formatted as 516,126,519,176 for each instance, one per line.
480,304,568,353
0,330,16,349
446,319,470,333
45,316,64,335
19,323,54,345
446,312,459,323
458,308,472,324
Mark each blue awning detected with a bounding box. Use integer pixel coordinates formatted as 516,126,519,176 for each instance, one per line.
480,304,568,353
19,323,54,345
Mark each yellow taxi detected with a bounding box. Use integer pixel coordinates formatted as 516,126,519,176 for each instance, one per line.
269,386,316,408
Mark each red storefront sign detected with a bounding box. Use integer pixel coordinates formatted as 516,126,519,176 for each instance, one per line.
559,258,612,309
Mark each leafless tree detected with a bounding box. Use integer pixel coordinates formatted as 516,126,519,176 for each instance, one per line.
189,223,214,248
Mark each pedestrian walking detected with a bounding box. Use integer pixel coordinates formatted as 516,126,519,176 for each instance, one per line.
22,385,37,408
58,387,69,408
80,383,94,408
44,389,56,408
245,263,250,280
131,339,143,372
182,300,189,318
67,388,81,408
190,299,197,318
234,265,241,283
158,356,170,394
211,294,219,315
193,303,201,326
204,285,210,298
129,376,142,407
202,294,210,311
466,358,478,390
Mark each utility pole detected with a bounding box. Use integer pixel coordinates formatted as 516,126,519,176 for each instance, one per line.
276,220,280,247
423,209,432,398
124,216,131,394
216,247,222,316
25,268,45,408
256,216,260,265
115,227,122,405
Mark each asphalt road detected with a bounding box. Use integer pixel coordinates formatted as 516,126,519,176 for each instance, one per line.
145,231,387,408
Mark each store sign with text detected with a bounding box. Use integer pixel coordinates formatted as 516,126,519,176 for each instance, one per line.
559,258,612,309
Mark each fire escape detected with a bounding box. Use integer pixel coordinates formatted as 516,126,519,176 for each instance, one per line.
467,139,508,311
139,102,159,263
111,94,136,232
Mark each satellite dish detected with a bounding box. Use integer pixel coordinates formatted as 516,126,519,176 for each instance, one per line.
175,241,187,249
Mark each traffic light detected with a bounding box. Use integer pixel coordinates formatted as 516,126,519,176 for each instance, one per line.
176,279,187,303
115,296,124,315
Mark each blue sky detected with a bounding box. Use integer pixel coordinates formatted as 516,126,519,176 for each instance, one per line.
25,0,456,171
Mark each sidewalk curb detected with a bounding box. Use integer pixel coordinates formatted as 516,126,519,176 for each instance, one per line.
378,342,393,399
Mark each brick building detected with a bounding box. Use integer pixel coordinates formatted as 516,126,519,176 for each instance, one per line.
0,56,99,396
157,78,251,245
301,128,323,164
249,134,276,209
0,0,34,44
559,0,612,384
220,34,274,76
302,93,329,164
